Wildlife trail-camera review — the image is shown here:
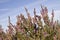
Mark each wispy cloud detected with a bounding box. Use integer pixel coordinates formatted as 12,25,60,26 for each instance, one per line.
0,0,10,3
0,9,9,11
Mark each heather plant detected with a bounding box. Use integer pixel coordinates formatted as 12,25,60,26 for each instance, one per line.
0,6,60,40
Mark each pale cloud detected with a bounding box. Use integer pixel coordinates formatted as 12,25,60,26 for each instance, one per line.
0,9,9,11
42,0,47,2
54,10,60,20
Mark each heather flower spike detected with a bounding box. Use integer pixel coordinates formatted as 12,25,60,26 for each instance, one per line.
52,9,54,17
44,6,48,14
50,9,54,26
8,16,11,26
24,7,28,13
34,8,36,16
41,5,44,16
24,7,31,19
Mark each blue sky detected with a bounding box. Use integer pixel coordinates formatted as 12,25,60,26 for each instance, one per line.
0,0,60,31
